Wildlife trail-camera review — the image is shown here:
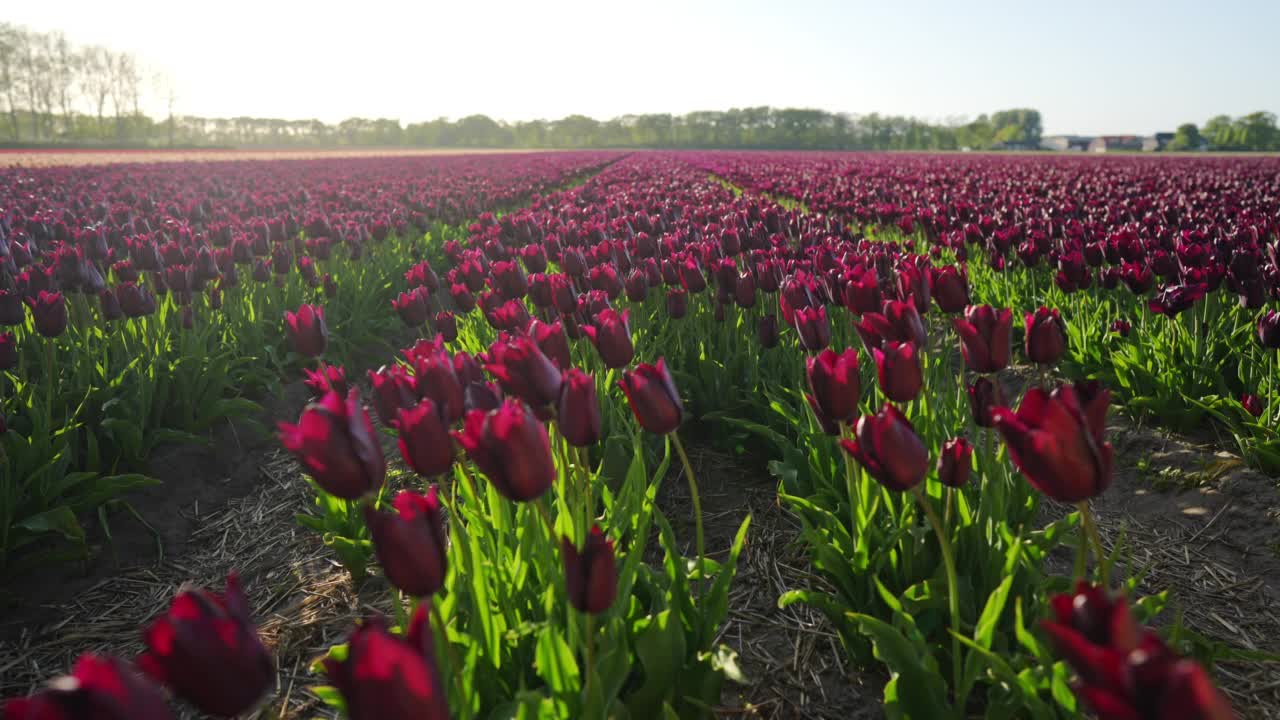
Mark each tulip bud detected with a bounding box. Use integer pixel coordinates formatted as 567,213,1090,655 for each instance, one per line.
758,313,779,348
284,304,327,358
562,525,617,615
138,572,273,717
1024,307,1066,366
5,654,173,720
806,348,861,426
992,383,1113,503
486,335,563,407
666,288,688,319
1258,310,1280,349
937,438,973,488
1241,393,1265,418
531,319,572,370
393,288,430,328
583,308,635,369
841,403,929,491
873,341,923,403
930,265,969,313
793,306,830,352
557,369,602,447
26,291,67,338
619,358,683,435
967,377,1004,428
279,389,386,499
0,332,15,371
395,400,455,478
368,364,416,426
953,305,1012,373
454,399,555,502
303,364,348,398
364,488,448,597
323,606,450,720
413,346,466,424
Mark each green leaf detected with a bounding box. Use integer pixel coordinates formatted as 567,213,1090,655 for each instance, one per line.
534,625,580,698
975,575,1015,650
851,613,954,719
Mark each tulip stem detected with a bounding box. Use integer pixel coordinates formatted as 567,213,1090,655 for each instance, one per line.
583,612,596,707
670,432,705,597
910,484,963,702
534,497,558,538
1077,501,1109,588
840,423,859,533
431,601,470,719
44,340,55,427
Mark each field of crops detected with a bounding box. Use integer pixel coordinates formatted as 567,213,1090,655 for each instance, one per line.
2,149,1277,719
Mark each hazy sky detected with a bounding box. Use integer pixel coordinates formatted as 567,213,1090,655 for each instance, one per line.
9,0,1279,135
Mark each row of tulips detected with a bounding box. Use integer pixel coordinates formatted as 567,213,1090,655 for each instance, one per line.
261,155,1233,717
693,150,1280,472
5,152,1240,719
0,152,619,578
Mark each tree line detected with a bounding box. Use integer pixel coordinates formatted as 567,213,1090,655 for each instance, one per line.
1,23,1274,152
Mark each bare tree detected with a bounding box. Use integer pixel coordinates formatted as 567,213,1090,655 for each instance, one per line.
79,45,113,138
49,31,78,137
0,24,23,140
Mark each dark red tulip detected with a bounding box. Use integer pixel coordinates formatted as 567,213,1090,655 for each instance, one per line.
0,332,15,371
1024,307,1067,366
279,389,386,499
486,334,563,407
562,525,617,615
619,358,683,435
1241,393,1264,418
1111,319,1132,337
734,272,757,308
531,319,572,370
284,304,327,358
368,364,417,427
393,288,430,327
1042,583,1233,720
323,273,337,298
26,291,67,338
303,364,348,398
843,271,880,314
937,438,973,488
841,403,929,491
363,488,448,597
138,572,273,717
930,265,969,313
414,345,465,423
549,274,577,314
449,282,476,313
323,605,449,720
454,399,555,502
624,269,649,303
806,348,861,426
1148,284,1207,318
1257,310,1280,349
0,290,23,326
873,341,922,403
897,264,930,314
434,311,458,343
464,380,503,413
992,382,1113,503
883,299,927,347
117,282,157,318
395,400,455,478
583,308,634,368
493,260,528,300
666,288,688,319
758,313,779,348
4,654,173,720
557,369,601,447
678,256,706,293
953,305,1012,373
967,377,1004,428
793,305,830,352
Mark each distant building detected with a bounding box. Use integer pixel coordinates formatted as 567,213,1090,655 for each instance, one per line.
1142,132,1175,151
991,140,1037,151
1041,135,1093,152
1089,136,1144,152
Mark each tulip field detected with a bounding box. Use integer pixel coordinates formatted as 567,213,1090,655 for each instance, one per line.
4,149,1280,719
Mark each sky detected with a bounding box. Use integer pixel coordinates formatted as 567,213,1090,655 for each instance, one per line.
8,0,1279,135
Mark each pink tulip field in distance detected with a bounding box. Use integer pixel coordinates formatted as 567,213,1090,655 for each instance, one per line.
5,148,1280,719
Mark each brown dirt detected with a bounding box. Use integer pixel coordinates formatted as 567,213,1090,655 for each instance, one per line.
0,380,312,637
0,147,552,168
657,444,882,719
